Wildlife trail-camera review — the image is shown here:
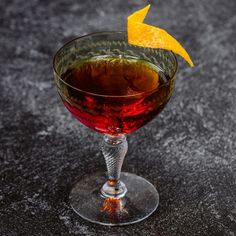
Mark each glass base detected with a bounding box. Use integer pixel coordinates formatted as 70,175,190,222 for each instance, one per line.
69,172,159,226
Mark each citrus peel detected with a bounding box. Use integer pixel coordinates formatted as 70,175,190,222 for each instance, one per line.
128,5,194,67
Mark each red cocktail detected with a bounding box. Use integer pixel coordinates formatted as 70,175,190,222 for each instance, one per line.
60,57,174,136
53,32,177,225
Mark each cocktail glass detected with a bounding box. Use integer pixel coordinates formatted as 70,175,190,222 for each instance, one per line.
53,32,177,225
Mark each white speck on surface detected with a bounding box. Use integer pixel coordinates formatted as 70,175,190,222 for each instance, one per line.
210,207,221,220
228,214,236,222
231,204,236,214
229,231,235,236
37,125,54,136
196,104,203,116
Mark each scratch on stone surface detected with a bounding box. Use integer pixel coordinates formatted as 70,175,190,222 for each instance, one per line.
201,28,232,48
27,81,53,91
225,14,236,28
59,215,96,236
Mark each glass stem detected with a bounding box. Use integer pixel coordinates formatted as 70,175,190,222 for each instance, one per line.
101,135,128,198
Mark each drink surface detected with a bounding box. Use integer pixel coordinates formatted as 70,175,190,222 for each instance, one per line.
59,56,174,135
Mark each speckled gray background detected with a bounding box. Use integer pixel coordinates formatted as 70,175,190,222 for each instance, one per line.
0,0,236,235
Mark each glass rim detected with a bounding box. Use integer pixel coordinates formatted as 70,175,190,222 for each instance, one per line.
53,31,178,98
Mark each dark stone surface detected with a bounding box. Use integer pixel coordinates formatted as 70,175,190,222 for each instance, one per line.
0,0,236,235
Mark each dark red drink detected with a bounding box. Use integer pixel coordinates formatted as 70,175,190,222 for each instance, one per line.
59,57,175,135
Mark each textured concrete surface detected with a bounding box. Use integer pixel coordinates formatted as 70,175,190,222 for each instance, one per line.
0,0,236,235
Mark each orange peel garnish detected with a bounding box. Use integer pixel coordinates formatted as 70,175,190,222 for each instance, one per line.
128,4,194,67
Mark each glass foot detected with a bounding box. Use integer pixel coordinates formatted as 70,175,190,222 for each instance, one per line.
69,172,159,226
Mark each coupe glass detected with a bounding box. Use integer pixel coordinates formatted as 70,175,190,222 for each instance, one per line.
53,32,177,225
